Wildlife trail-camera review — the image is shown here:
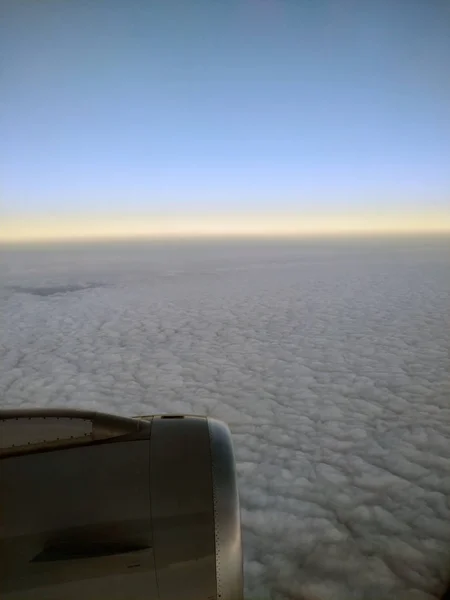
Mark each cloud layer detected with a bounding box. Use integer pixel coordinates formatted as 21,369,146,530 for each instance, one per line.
1,238,450,599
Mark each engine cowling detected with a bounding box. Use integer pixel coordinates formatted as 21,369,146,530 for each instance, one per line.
0,410,243,600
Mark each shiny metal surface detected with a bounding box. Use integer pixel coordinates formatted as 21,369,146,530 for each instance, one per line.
150,416,217,600
208,418,244,600
0,409,243,600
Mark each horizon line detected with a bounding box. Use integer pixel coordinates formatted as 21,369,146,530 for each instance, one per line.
2,230,450,248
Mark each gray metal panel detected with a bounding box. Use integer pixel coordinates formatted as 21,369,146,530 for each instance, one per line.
208,418,244,600
0,410,146,457
0,438,157,599
1,553,158,600
0,417,92,449
0,410,244,600
150,416,217,600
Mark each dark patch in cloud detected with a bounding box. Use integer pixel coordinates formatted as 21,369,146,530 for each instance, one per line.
9,283,105,297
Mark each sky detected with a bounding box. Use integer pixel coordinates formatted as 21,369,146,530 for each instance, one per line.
2,0,450,241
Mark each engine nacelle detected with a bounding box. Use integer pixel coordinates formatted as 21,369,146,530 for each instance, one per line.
0,410,243,600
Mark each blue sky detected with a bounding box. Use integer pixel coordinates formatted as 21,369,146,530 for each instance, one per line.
2,0,450,238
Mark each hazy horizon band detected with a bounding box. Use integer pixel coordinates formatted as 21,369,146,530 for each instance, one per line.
3,211,450,244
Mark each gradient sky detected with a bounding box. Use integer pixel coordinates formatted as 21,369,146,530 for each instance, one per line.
2,0,450,240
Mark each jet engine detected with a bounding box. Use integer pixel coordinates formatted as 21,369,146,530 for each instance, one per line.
0,409,243,600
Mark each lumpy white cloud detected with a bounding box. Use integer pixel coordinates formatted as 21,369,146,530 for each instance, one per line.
1,238,450,600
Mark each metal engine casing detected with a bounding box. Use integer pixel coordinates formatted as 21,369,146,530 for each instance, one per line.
0,410,243,600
